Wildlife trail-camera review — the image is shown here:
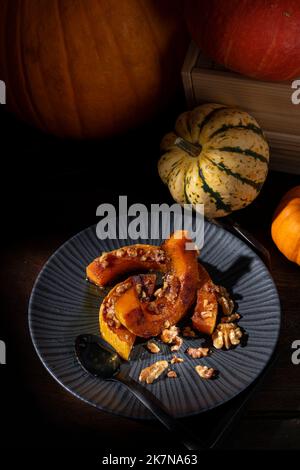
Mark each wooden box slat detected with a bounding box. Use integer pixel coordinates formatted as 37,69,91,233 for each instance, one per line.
182,42,300,174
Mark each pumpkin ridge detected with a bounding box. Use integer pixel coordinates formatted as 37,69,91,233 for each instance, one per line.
166,158,185,184
18,0,46,129
208,123,265,140
197,162,231,213
197,106,228,133
184,167,192,204
215,146,269,164
55,0,84,137
206,157,263,191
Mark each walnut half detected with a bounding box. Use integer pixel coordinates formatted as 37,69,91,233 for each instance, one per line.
212,323,243,350
147,341,160,354
139,360,168,384
195,365,215,379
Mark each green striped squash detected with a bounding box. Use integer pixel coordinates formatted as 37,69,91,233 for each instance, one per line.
158,103,269,218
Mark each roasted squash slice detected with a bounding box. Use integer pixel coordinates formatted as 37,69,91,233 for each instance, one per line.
87,244,167,287
99,274,156,359
192,264,218,335
114,231,199,337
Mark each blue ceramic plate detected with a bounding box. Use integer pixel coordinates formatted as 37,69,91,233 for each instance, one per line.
29,221,281,419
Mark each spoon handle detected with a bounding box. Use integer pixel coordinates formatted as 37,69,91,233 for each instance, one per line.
115,373,206,451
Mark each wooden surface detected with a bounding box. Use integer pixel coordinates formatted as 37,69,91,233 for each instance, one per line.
0,106,300,451
181,42,300,175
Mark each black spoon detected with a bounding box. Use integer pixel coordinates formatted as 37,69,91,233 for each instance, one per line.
75,334,206,451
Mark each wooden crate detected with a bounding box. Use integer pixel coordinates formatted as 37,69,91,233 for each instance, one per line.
182,42,300,174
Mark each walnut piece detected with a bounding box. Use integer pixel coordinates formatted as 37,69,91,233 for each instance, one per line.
212,323,243,349
195,365,215,379
182,326,197,337
147,341,160,354
186,347,210,358
170,355,184,364
171,336,183,352
221,313,241,323
216,286,234,315
139,360,168,384
167,370,177,378
160,325,179,344
115,282,131,295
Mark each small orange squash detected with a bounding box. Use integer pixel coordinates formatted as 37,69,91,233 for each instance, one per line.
271,186,300,266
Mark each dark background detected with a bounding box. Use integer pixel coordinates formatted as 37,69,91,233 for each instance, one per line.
0,95,300,453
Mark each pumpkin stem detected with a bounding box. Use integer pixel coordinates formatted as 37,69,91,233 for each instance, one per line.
175,137,201,157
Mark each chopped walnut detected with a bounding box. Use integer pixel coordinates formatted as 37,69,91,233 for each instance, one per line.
160,325,179,344
171,336,183,352
170,355,184,364
195,365,215,379
182,326,197,337
167,370,177,378
139,360,168,384
186,347,210,358
221,313,241,323
147,302,158,313
163,274,180,301
153,288,163,298
115,282,131,295
212,323,243,349
127,247,138,257
200,310,214,319
116,248,125,257
147,341,160,354
216,286,234,315
103,302,121,328
100,259,109,268
135,283,142,296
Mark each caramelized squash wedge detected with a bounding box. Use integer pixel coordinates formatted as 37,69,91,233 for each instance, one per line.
87,244,167,287
114,231,199,338
99,274,156,359
192,264,218,335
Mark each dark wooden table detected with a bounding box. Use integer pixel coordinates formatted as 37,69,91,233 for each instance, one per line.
1,106,300,451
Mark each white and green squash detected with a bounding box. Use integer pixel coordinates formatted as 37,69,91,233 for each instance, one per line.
158,103,269,218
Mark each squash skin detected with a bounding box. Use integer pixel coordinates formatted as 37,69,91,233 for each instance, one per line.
86,244,167,287
192,264,218,335
271,186,300,266
114,231,199,337
158,103,269,218
185,0,300,82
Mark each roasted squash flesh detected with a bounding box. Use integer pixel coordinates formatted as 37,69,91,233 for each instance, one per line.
99,274,156,359
86,244,167,287
114,231,199,338
192,264,218,335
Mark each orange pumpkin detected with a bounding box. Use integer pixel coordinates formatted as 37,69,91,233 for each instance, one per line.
271,186,300,266
0,0,188,139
